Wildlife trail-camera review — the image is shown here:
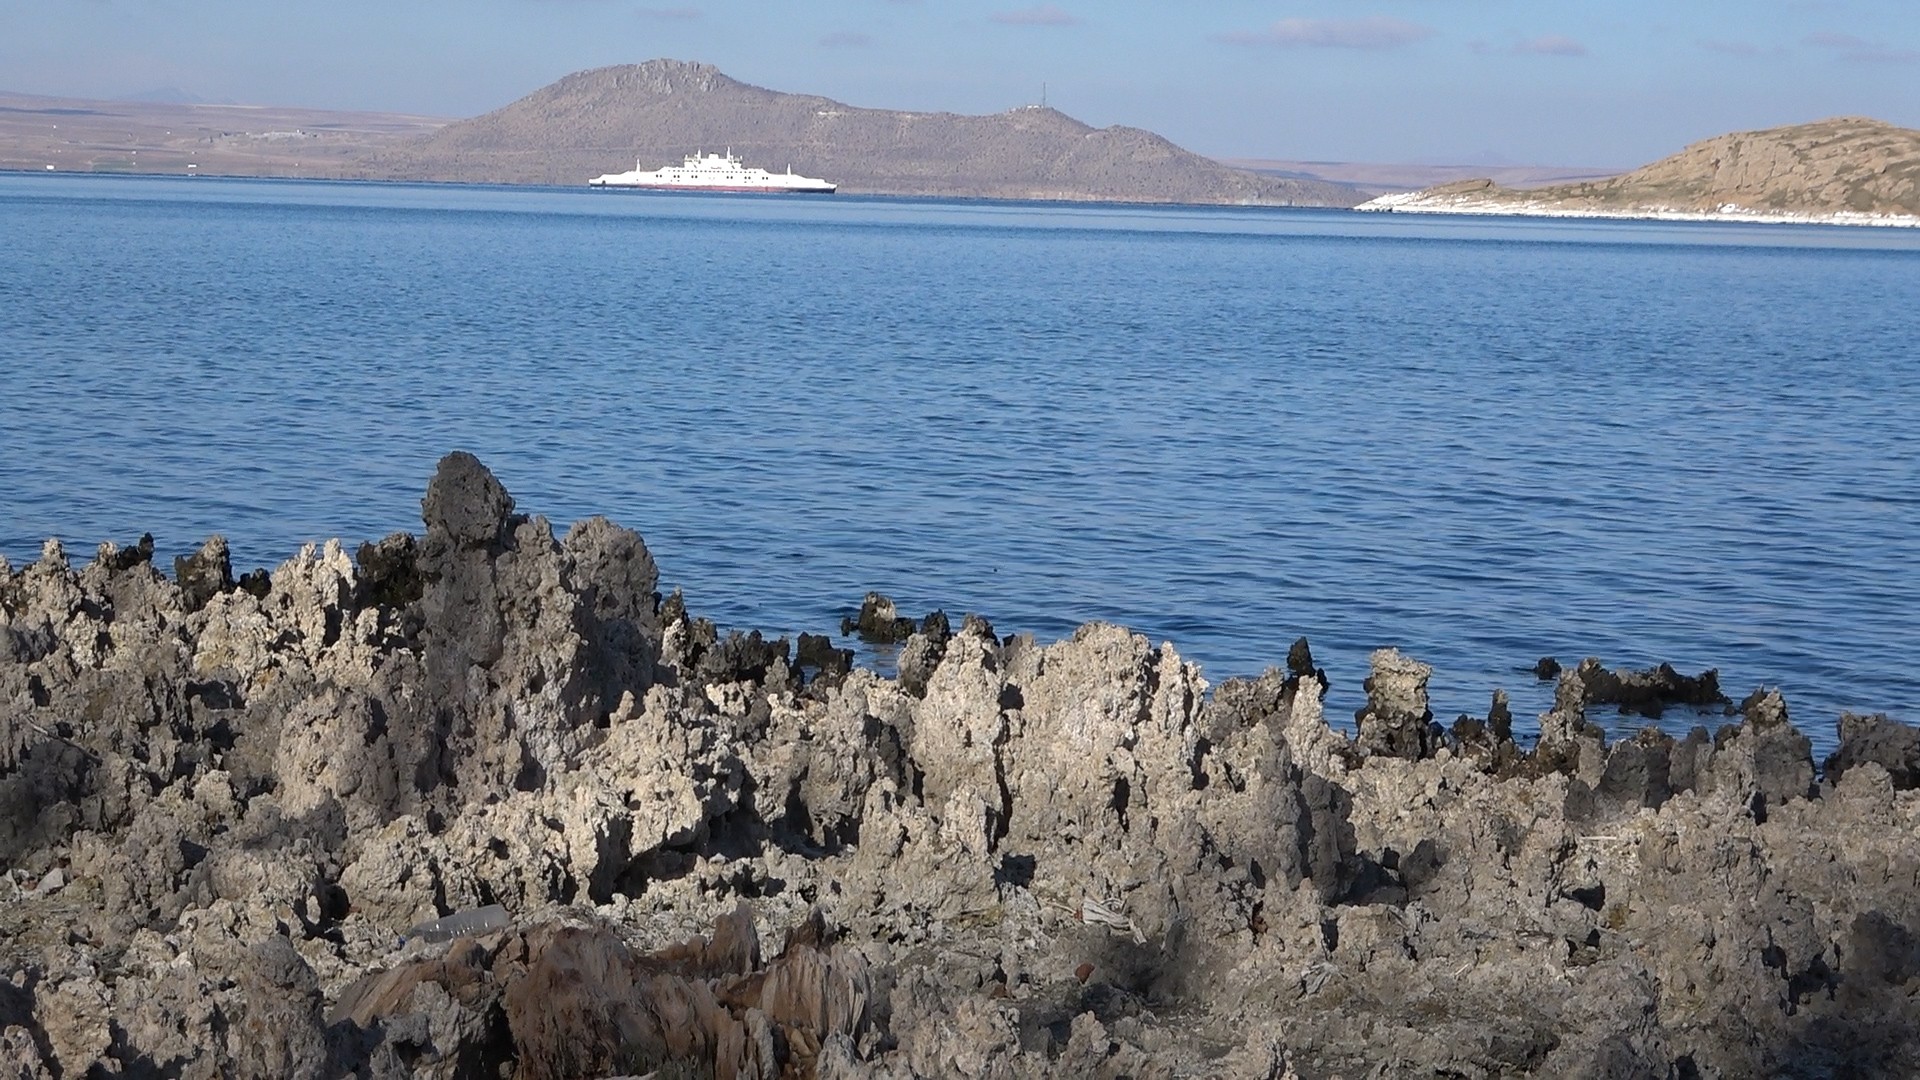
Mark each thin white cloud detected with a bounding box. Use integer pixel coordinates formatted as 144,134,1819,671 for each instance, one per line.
1849,47,1919,63
1514,35,1587,57
1469,35,1589,58
1697,39,1761,57
990,5,1079,27
1805,30,1919,64
635,6,700,20
1805,31,1870,49
1217,17,1434,50
1804,31,1866,48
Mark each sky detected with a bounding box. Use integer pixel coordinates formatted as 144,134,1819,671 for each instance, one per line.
4,1,1918,167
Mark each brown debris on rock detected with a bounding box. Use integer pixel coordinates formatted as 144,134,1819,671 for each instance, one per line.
2,452,1918,1078
505,907,869,1080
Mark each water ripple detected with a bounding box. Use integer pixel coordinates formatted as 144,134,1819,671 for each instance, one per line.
3,175,1918,756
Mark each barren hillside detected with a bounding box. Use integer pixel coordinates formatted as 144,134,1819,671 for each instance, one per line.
363,59,1363,206
0,91,444,179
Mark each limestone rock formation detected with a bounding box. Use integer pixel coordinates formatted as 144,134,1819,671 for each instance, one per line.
2,452,1918,1077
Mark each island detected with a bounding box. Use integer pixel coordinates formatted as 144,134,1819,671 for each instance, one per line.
1360,116,1920,227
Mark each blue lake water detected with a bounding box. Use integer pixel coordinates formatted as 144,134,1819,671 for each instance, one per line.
3,173,1917,753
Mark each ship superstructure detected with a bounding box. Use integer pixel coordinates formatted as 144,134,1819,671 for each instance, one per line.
588,150,836,193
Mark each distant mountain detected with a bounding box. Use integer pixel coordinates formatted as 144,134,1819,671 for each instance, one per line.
363,60,1363,206
1363,117,1920,223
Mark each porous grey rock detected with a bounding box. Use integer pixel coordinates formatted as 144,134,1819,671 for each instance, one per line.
422,450,517,550
1825,711,1920,790
1354,647,1437,760
5,455,1918,1078
173,534,235,613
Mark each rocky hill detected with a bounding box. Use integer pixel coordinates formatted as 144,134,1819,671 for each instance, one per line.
1363,116,1920,223
363,59,1363,205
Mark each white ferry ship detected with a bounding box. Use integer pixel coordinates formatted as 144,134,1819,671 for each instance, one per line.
588,150,836,194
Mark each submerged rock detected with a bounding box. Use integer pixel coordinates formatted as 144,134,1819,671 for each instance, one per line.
1,452,1917,1078
1570,656,1732,718
841,590,917,643
795,632,854,684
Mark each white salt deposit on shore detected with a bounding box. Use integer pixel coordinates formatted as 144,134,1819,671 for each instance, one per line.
1357,190,1920,228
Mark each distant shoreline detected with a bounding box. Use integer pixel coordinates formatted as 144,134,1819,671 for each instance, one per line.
0,166,1367,213
0,167,1335,209
1359,193,1920,229
12,168,1920,228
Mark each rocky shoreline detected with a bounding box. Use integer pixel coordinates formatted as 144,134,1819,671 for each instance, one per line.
3,453,1917,1078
